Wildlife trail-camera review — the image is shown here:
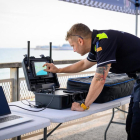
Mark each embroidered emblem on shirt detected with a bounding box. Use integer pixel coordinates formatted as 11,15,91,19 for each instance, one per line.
97,47,102,52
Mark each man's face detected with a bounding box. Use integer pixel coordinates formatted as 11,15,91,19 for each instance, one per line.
68,38,86,56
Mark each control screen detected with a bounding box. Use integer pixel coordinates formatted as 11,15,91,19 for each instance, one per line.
34,62,48,76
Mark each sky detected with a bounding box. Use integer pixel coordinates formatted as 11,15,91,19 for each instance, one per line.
0,0,139,48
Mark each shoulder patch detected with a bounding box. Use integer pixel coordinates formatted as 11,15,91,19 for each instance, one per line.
96,33,108,40
97,47,102,52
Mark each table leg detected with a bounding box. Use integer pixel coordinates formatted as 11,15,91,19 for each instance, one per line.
47,123,62,137
17,136,21,140
104,108,115,140
40,123,62,140
43,127,47,140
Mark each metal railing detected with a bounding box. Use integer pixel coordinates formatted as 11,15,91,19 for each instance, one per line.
0,59,81,102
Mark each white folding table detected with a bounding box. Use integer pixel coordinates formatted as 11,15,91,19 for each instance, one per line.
9,96,131,140
0,112,50,140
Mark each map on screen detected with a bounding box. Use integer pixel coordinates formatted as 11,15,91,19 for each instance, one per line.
34,62,48,76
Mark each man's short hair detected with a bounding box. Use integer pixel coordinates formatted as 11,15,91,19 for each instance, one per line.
65,23,92,41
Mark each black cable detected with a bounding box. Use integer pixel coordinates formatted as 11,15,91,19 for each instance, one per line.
71,94,75,102
9,105,47,112
21,99,31,106
55,88,67,90
21,99,44,108
9,93,55,112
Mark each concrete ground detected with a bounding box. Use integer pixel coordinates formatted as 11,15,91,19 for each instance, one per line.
26,112,128,140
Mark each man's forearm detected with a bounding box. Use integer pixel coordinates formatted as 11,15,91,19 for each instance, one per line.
58,59,96,73
58,60,84,73
85,64,111,107
85,78,104,107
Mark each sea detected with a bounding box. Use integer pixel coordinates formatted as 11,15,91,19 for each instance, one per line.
0,48,96,79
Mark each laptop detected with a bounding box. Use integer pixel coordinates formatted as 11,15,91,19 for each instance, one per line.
0,86,32,129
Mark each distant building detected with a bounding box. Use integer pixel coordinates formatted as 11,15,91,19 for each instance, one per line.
59,44,72,50
35,44,72,50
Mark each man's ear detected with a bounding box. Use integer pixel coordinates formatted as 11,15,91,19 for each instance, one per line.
78,38,84,45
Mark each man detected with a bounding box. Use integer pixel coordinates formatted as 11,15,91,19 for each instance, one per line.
44,23,140,140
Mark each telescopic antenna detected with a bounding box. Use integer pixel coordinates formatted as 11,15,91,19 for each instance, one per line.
27,41,30,70
50,42,52,63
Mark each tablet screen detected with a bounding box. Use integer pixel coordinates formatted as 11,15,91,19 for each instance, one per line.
34,62,48,76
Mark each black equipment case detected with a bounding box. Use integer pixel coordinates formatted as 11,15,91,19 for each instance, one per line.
22,55,88,109
67,73,135,103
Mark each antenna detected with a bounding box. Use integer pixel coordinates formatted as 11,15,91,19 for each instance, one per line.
50,42,52,63
27,41,30,70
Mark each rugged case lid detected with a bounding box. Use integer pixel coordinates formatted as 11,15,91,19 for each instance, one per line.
22,56,60,92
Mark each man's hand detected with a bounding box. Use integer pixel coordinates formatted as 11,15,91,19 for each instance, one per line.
71,102,84,111
43,63,59,73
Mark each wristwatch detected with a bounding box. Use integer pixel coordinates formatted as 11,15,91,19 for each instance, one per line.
80,100,89,110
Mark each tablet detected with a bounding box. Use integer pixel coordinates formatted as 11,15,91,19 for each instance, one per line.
33,61,48,77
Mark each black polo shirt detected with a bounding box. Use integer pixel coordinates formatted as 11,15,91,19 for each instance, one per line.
87,29,140,73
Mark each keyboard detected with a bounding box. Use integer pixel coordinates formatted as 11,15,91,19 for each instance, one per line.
0,115,22,123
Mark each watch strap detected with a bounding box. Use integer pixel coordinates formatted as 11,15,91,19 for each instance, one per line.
81,103,89,110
